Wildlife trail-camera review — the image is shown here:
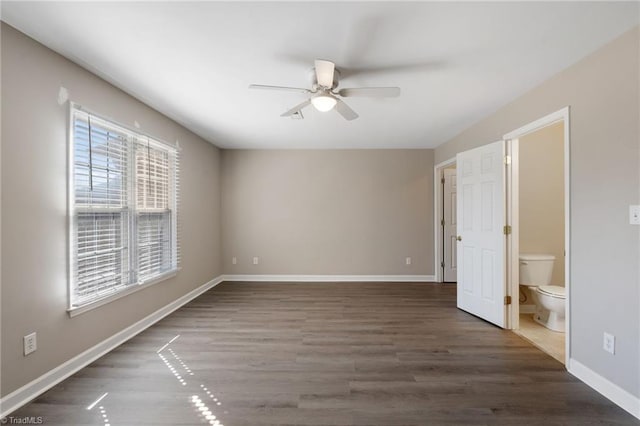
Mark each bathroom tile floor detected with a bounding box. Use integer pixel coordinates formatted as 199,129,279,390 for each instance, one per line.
515,313,565,363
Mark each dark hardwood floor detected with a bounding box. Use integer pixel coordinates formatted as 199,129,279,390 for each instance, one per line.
9,282,638,425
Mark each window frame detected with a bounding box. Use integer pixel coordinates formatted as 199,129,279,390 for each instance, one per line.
67,103,179,316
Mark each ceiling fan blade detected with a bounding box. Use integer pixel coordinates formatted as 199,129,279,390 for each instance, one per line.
315,59,335,88
334,99,358,121
249,84,310,94
281,99,311,117
338,87,401,98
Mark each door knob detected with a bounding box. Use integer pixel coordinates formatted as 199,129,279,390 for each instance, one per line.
456,236,462,241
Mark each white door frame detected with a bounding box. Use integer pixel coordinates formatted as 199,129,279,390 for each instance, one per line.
433,157,456,283
443,168,458,282
503,106,571,365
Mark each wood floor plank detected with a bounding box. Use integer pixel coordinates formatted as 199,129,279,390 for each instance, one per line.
8,282,638,425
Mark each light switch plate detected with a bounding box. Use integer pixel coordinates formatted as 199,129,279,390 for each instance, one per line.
630,205,640,225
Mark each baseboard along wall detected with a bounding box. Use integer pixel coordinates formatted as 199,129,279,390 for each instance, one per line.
0,276,225,418
568,358,640,420
221,274,437,282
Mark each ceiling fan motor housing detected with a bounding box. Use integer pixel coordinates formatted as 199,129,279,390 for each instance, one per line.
309,67,340,90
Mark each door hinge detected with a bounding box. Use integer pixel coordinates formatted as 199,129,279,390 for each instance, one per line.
441,219,445,226
441,177,445,184
503,225,512,235
504,295,512,305
440,261,445,268
504,155,512,165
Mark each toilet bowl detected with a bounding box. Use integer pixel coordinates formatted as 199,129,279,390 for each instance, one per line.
534,285,565,332
519,254,565,333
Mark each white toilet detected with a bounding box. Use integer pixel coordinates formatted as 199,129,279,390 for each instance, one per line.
519,254,565,332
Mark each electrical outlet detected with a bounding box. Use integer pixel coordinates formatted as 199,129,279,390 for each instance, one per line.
405,257,412,265
253,257,259,265
629,205,640,225
603,332,615,354
24,332,37,356
232,257,237,265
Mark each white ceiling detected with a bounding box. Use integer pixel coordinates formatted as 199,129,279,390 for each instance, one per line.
2,2,638,149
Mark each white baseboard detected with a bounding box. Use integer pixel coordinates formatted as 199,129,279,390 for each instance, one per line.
221,274,437,283
0,275,224,418
568,358,640,420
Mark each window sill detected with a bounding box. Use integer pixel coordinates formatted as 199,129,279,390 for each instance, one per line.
67,269,179,318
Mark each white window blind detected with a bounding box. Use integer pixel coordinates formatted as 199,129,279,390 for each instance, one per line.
70,106,179,308
135,140,175,282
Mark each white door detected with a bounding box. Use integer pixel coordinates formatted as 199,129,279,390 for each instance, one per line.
456,140,507,328
443,168,457,282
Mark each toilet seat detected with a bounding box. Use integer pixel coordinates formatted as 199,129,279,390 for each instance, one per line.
537,285,565,299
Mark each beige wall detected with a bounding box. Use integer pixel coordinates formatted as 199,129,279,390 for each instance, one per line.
519,122,565,285
2,14,638,412
435,27,639,397
1,23,222,396
221,149,434,276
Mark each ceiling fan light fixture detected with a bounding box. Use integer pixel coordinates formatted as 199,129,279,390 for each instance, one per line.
311,93,337,112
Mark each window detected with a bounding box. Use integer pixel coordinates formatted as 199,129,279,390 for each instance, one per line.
70,105,179,310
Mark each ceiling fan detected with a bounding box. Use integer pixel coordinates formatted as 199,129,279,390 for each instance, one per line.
249,59,400,120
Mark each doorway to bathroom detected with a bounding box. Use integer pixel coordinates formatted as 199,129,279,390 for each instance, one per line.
504,107,570,365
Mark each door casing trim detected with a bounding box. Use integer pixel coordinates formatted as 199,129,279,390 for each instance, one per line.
503,106,571,365
433,157,456,283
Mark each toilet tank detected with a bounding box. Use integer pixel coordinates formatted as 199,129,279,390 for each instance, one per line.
519,254,555,286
